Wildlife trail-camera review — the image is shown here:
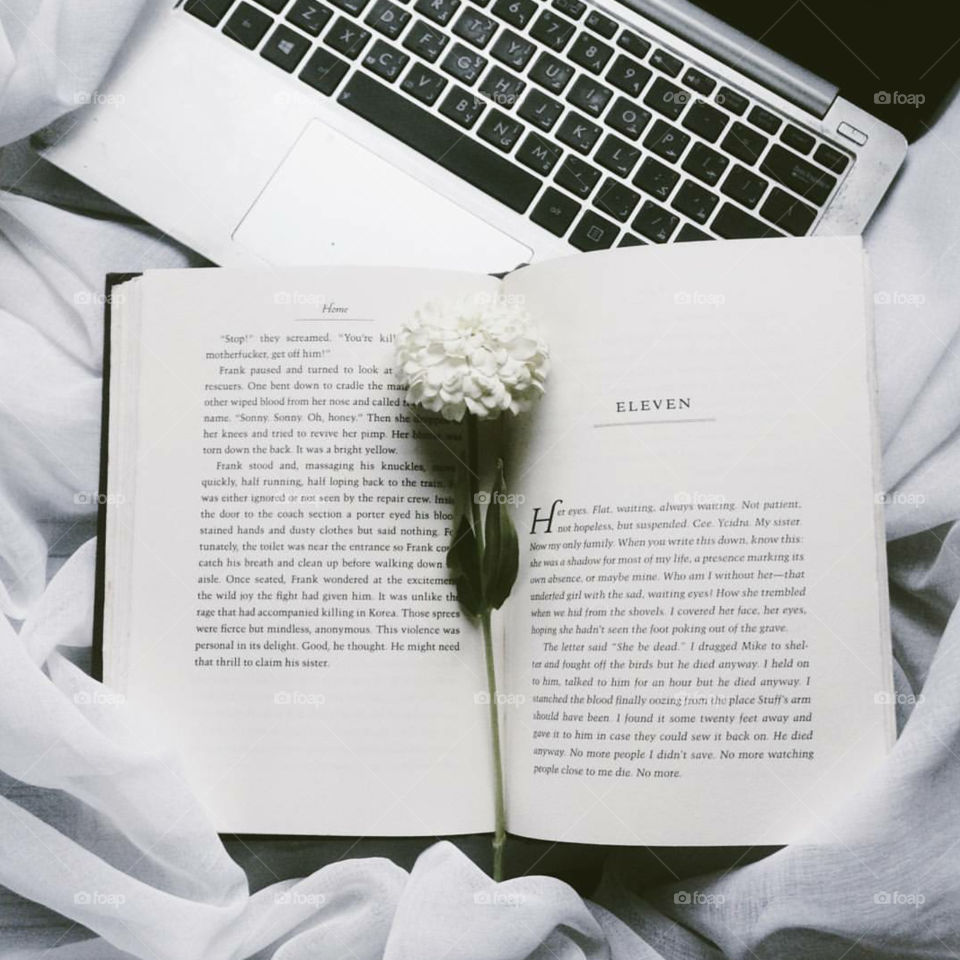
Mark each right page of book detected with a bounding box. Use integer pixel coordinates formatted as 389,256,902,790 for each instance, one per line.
499,236,894,845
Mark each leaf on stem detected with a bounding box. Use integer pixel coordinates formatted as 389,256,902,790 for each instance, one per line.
482,460,519,610
447,516,484,617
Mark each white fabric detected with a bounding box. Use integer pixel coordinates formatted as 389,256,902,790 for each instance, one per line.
1,2,959,956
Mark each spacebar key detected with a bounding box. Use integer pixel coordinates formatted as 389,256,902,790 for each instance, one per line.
338,72,539,214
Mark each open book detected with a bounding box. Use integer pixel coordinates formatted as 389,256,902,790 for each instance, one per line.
100,236,893,844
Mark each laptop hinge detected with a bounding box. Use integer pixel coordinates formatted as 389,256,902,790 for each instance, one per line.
619,0,838,118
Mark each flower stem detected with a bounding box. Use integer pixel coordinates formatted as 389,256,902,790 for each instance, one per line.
465,414,507,881
482,608,506,882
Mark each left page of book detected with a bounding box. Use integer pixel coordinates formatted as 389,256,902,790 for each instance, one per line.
103,266,500,835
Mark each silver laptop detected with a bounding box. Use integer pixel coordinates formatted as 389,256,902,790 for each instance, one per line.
39,0,908,272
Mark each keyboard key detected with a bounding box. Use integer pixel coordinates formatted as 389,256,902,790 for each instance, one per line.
650,47,682,76
261,24,311,70
618,233,646,246
711,202,782,238
414,0,459,24
682,141,728,185
531,187,581,235
606,54,651,98
491,30,536,69
365,0,410,36
401,61,447,103
681,99,728,143
557,112,602,153
606,97,650,140
331,0,371,14
286,0,333,34
555,154,601,198
479,66,524,106
453,7,497,46
671,179,718,223
491,0,535,28
299,46,349,93
644,76,689,120
254,0,287,11
325,17,372,57
530,10,576,51
595,134,640,178
594,177,641,221
439,83,485,126
223,3,273,48
528,51,573,92
568,33,614,73
516,132,562,174
566,76,613,117
715,85,748,115
759,186,816,235
364,39,409,80
748,104,780,134
721,121,767,165
518,89,563,130
442,43,487,83
552,0,586,18
585,10,617,38
760,144,836,205
720,164,766,208
632,199,678,242
781,124,815,154
403,19,448,60
814,142,849,173
617,29,650,58
633,155,678,199
338,72,539,211
682,67,715,95
676,223,711,241
570,210,619,250
478,107,524,149
643,119,689,163
185,0,233,26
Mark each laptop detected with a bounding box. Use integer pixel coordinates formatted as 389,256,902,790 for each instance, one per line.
36,0,936,272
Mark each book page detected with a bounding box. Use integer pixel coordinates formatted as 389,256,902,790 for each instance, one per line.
500,237,893,845
106,266,501,835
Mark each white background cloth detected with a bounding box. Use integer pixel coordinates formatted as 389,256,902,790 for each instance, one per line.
2,2,959,956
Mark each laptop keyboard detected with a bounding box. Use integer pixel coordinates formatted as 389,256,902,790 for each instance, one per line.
183,0,854,249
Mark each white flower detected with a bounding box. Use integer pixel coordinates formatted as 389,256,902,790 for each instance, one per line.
395,295,549,421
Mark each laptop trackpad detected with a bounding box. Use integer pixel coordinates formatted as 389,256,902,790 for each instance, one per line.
233,119,532,272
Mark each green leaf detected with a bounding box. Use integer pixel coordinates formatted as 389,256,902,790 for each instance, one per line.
482,460,519,610
447,516,484,617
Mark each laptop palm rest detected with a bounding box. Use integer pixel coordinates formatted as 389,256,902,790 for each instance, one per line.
232,119,532,271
